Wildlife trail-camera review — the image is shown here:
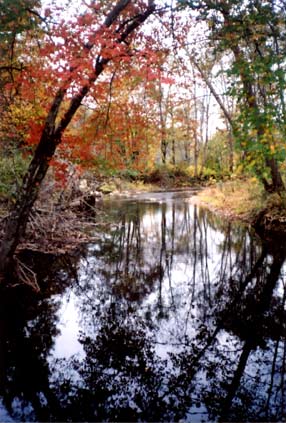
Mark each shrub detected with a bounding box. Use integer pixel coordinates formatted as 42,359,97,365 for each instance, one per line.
0,151,30,203
117,168,141,181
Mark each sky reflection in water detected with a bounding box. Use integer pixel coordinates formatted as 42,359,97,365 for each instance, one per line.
0,191,286,422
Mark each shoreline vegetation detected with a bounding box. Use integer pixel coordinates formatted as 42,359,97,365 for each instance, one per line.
3,174,286,250
1,173,285,290
106,175,286,237
188,178,286,237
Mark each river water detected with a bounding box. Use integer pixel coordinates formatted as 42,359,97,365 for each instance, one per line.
0,190,285,422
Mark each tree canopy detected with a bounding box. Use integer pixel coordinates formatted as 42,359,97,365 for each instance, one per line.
1,0,286,274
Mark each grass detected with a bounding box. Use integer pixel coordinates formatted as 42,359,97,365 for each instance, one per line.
193,177,266,223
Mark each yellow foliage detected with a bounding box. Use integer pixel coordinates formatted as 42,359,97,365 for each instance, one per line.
196,177,264,221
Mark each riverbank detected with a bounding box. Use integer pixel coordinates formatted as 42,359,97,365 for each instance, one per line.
188,177,286,236
102,176,286,229
189,177,263,224
106,175,286,235
2,174,285,289
2,175,285,259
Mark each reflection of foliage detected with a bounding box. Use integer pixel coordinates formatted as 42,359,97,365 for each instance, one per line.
0,199,286,422
50,305,180,422
0,251,81,422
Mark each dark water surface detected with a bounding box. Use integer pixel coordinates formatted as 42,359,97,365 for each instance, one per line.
1,190,286,422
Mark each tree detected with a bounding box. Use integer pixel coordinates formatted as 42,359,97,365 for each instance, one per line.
179,0,286,193
0,0,158,276
0,0,41,80
0,0,42,150
72,65,161,174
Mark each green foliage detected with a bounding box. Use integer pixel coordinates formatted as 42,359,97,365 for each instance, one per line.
0,0,41,76
182,0,286,192
200,167,218,179
0,151,30,202
85,156,117,177
87,156,142,180
87,157,219,186
203,131,230,177
0,0,40,39
0,0,43,156
117,168,141,181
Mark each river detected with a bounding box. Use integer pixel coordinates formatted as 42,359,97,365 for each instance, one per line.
0,190,285,422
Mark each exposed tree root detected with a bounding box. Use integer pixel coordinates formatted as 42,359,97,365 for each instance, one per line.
14,257,40,292
0,194,105,289
18,206,102,254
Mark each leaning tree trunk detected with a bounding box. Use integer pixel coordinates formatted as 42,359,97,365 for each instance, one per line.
0,133,58,273
0,0,156,276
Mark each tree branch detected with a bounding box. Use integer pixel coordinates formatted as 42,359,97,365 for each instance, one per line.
54,0,156,137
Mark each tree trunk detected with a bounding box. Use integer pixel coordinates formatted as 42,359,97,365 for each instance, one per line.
0,0,156,276
0,133,57,273
225,17,285,193
171,139,175,165
264,156,285,193
227,124,234,173
161,139,167,164
191,58,234,131
193,77,199,178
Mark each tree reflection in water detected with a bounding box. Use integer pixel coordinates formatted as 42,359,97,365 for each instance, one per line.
0,193,285,422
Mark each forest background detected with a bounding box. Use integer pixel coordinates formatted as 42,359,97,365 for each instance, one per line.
1,0,286,276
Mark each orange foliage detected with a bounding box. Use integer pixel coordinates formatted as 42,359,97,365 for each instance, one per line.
2,0,181,179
